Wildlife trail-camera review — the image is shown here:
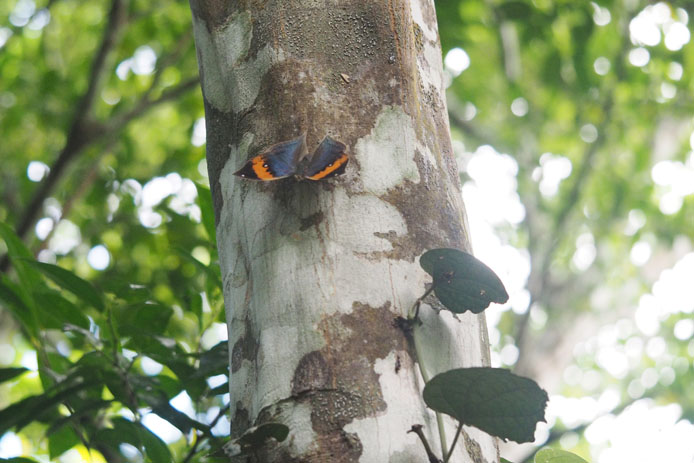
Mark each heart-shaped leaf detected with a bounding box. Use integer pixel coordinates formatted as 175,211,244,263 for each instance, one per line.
420,248,508,313
423,367,548,443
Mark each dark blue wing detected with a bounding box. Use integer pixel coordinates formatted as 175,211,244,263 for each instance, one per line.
301,136,349,181
234,134,305,180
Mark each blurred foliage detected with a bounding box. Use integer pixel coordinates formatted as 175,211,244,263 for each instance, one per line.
1,0,693,462
0,0,227,461
437,0,694,461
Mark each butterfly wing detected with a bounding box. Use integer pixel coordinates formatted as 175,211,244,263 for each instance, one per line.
234,135,305,181
301,136,349,181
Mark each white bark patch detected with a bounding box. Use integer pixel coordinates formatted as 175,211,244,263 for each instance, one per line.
356,107,421,195
329,190,407,254
409,0,438,42
344,352,439,462
191,11,277,113
416,309,487,374
410,0,446,106
420,40,447,100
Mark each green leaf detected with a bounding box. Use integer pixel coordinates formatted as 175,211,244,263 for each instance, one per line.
0,223,33,258
48,425,80,460
422,367,548,443
151,400,209,434
116,302,173,337
535,448,589,463
102,279,151,303
124,336,198,391
0,367,28,383
209,381,229,396
0,275,37,335
0,223,40,291
196,341,228,377
138,386,209,434
24,261,104,311
420,248,508,313
95,416,174,462
195,182,217,243
138,424,173,463
175,246,221,288
497,1,532,20
46,399,112,436
224,422,290,457
190,291,203,329
34,290,91,329
0,379,94,434
106,418,142,449
0,458,42,463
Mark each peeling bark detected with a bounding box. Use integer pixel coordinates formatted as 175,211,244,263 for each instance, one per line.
189,0,498,461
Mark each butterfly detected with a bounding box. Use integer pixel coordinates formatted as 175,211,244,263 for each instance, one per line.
233,134,349,181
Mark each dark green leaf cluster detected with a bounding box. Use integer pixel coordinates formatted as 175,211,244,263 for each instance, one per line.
0,193,226,462
411,248,547,452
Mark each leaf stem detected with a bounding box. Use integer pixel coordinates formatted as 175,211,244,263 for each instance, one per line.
408,425,442,463
412,320,447,456
409,283,436,320
443,421,464,463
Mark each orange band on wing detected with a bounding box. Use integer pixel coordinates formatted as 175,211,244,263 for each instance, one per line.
306,154,349,180
251,157,276,180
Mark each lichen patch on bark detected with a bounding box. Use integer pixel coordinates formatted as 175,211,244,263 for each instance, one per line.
355,107,420,195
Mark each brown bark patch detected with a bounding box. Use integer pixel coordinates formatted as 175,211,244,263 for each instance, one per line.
299,210,325,231
379,179,468,261
231,316,259,373
233,401,251,438
292,351,332,394
201,104,237,223
283,302,409,460
310,301,407,420
189,0,237,30
228,1,410,164
462,429,489,463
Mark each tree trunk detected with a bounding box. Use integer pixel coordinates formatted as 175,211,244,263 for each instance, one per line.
189,1,498,461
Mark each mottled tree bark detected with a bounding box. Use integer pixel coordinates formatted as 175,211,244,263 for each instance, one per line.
189,1,498,461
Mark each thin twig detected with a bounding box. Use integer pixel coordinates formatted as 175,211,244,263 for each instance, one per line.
107,77,200,132
182,403,231,463
408,425,442,463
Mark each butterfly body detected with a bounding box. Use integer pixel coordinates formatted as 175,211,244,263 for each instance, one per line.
234,135,349,181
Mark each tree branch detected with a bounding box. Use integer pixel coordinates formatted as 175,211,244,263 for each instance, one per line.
106,77,200,133
13,0,128,243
